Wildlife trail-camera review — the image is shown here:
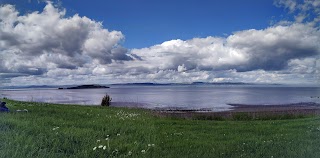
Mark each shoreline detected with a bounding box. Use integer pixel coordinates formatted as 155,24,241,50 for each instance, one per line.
3,98,320,119
154,102,320,119
228,102,320,112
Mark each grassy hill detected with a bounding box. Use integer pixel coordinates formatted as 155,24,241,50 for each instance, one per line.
1,99,320,158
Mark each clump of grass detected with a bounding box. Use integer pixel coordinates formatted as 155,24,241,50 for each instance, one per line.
192,115,225,121
101,94,112,106
232,113,253,120
231,113,308,121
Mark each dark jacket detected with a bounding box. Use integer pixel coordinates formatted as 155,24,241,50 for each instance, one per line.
0,102,9,112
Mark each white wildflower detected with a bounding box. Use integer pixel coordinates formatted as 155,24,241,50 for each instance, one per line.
128,151,132,155
117,133,120,136
141,150,146,153
93,147,97,151
98,145,103,148
103,146,107,150
105,138,109,141
148,144,151,147
97,140,101,142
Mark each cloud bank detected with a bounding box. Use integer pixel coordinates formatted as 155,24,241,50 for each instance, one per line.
0,1,319,86
0,3,132,83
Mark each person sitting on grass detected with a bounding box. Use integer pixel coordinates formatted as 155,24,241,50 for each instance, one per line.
0,101,9,112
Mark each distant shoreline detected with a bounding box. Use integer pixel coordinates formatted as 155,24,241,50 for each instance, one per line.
58,84,110,89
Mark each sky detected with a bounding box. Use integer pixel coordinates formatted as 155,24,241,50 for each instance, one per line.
0,0,319,86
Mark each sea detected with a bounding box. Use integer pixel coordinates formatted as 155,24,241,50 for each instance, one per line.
1,85,319,112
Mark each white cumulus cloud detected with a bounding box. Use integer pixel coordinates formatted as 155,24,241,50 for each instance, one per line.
0,2,133,79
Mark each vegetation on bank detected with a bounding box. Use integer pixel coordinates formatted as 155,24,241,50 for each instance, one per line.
101,94,112,106
1,99,320,158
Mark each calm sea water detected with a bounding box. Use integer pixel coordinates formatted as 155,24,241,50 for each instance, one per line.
1,85,319,111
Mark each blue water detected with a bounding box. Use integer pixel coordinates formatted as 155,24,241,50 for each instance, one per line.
1,85,319,111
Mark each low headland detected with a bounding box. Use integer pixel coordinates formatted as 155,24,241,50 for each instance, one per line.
58,84,110,89
1,99,320,157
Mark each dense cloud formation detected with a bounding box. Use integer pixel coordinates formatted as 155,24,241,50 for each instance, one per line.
0,3,132,83
131,24,320,72
0,1,319,86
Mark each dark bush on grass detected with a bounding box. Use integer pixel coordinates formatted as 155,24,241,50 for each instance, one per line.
101,94,112,106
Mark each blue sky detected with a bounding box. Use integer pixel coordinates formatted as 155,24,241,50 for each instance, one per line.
0,0,319,86
2,0,286,48
64,0,284,48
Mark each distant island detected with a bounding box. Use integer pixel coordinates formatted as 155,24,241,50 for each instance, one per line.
58,85,110,89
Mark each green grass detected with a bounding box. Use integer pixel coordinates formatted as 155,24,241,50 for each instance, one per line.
1,99,320,158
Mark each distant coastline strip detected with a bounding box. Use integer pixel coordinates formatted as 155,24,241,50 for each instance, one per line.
58,85,110,89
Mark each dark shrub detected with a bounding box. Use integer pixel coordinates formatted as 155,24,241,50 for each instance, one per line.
101,94,112,106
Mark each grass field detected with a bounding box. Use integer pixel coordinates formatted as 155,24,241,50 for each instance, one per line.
1,99,320,158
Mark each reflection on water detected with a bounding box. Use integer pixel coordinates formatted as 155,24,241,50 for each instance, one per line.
1,85,319,112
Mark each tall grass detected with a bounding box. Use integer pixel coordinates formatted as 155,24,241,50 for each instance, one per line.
1,99,320,157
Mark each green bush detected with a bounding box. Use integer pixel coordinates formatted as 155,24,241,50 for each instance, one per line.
101,94,112,106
